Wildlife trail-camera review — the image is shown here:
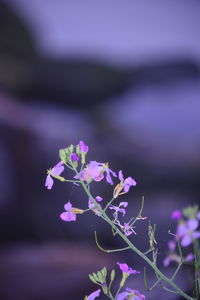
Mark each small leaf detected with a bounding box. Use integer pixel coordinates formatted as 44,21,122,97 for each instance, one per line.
68,144,74,153
59,149,67,163
89,274,97,284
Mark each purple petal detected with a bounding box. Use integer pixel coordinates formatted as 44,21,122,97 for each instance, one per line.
177,223,187,238
168,240,176,251
119,202,128,207
116,292,129,300
109,205,118,211
117,262,129,273
118,170,124,181
88,161,102,178
118,208,126,216
94,173,104,182
87,289,101,300
79,140,89,153
163,256,171,267
185,253,194,262
64,202,73,211
181,235,192,247
117,262,139,275
109,168,117,177
106,171,114,185
171,210,182,220
192,231,200,239
187,219,198,231
70,153,79,161
45,174,54,189
60,211,76,222
123,177,137,192
95,196,103,202
52,161,64,176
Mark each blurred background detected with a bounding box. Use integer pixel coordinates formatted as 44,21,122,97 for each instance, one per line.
0,0,200,299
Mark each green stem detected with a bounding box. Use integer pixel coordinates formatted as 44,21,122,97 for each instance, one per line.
104,197,115,212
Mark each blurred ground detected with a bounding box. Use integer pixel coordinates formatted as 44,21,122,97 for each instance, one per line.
0,1,200,299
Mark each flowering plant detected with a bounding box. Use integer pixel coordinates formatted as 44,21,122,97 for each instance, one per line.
45,141,200,300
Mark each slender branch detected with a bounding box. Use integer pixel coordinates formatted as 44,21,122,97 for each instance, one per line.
171,262,182,281
130,196,145,226
144,267,161,291
104,197,115,212
95,231,130,253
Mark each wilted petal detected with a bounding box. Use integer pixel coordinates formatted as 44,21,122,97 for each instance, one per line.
118,170,124,181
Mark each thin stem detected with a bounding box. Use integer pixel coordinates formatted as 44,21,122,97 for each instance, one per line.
144,267,161,291
171,262,182,281
95,231,130,253
104,197,115,212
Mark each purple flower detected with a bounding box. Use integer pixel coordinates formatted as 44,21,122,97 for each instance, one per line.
60,202,76,222
116,288,146,300
114,171,136,198
163,253,180,267
79,140,89,153
88,196,103,216
109,202,128,221
118,221,136,236
78,161,116,185
87,161,104,181
177,219,200,247
185,253,195,262
70,153,79,161
171,210,182,220
85,289,101,300
168,240,176,251
45,161,64,189
117,262,140,275
104,164,117,185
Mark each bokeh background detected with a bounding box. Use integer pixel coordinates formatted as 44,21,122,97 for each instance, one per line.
0,1,200,299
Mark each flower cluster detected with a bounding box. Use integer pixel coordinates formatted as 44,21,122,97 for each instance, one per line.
87,263,145,300
164,206,200,267
45,141,137,226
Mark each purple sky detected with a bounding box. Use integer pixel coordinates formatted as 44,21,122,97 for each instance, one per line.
7,0,200,66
